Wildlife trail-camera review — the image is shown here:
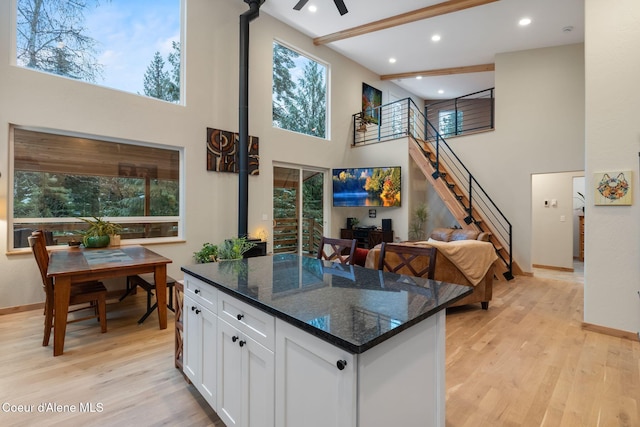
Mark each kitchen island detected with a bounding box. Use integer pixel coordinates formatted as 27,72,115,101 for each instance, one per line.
181,254,472,427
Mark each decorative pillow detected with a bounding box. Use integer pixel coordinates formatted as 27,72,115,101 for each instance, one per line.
430,228,454,242
353,247,369,267
451,229,479,241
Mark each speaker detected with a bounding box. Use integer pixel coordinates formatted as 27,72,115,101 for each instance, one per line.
347,217,357,229
381,218,392,231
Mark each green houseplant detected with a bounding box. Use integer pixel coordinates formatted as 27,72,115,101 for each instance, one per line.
194,242,219,263
217,237,256,261
78,216,122,248
408,203,429,241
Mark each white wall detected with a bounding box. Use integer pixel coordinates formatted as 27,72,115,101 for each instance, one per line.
584,0,640,333
446,43,585,272
0,0,419,309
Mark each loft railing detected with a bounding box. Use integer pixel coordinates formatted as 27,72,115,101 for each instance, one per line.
424,88,494,138
352,95,513,279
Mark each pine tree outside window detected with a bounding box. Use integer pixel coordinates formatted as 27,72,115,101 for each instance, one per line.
15,0,182,102
272,41,328,139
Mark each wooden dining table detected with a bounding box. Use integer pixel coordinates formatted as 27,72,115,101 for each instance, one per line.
47,245,172,356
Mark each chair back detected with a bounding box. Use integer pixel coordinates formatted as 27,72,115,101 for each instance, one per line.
378,243,438,279
317,237,357,265
28,231,54,299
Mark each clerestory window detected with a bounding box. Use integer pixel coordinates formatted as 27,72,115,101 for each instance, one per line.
15,0,182,103
272,41,328,139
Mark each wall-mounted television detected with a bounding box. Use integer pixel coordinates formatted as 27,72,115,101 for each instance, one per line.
332,167,401,207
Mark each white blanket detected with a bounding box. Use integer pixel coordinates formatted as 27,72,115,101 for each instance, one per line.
425,238,498,286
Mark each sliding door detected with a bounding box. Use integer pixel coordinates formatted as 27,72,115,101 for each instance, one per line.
273,166,325,256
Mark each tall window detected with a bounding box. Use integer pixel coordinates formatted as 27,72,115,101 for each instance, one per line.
272,41,328,139
11,127,181,249
15,0,182,102
438,110,464,137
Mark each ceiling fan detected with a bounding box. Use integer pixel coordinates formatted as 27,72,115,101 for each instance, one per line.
293,0,348,16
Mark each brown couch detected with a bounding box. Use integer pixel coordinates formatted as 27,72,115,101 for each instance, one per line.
365,227,495,309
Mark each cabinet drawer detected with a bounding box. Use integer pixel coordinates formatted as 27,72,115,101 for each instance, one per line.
184,274,217,314
218,293,275,351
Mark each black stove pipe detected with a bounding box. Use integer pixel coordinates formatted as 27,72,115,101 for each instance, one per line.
238,0,264,238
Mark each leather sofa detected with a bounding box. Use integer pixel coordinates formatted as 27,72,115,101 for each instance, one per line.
365,227,496,309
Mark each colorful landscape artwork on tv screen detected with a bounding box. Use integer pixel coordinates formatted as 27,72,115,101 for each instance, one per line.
332,167,401,207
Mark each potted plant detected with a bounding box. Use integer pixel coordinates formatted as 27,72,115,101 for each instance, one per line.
408,203,429,241
217,236,256,261
78,216,122,248
357,111,376,132
194,242,219,263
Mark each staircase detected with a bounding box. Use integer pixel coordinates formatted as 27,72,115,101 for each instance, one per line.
353,97,521,280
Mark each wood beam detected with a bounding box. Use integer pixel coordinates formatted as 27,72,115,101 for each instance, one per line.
313,0,499,45
380,63,495,80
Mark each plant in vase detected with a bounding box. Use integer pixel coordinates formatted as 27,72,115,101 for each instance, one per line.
408,203,429,241
78,216,122,248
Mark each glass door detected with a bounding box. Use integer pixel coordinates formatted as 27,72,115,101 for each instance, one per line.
273,166,325,256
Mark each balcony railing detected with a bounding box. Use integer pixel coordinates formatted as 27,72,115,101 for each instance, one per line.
425,88,494,139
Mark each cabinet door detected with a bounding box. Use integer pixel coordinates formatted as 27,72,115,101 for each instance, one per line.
217,319,244,427
243,334,274,427
184,295,217,410
275,319,356,427
199,306,217,409
183,295,200,383
218,318,275,427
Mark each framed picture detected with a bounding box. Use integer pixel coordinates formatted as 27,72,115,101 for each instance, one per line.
593,171,632,205
362,83,382,125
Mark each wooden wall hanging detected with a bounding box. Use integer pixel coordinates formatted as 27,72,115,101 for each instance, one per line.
206,127,259,175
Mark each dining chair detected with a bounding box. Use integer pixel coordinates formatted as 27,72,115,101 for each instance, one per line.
28,231,107,347
124,273,176,324
378,242,438,279
316,236,357,265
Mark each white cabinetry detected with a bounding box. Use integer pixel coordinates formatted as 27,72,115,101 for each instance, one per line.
217,318,274,427
275,319,356,427
183,275,218,410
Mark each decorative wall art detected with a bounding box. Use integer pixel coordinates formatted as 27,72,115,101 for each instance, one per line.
593,171,632,205
362,83,382,125
206,127,259,174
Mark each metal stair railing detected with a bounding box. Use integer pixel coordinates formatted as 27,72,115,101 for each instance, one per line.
352,97,514,280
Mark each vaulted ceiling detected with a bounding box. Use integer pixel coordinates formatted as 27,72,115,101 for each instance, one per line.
262,0,584,100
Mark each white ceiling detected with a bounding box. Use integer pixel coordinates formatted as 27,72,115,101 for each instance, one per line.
261,0,584,100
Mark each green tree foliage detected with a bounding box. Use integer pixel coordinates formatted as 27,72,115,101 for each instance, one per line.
16,0,104,82
143,43,180,102
272,42,298,126
272,43,326,138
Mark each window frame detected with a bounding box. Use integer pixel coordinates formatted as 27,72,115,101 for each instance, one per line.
9,125,184,252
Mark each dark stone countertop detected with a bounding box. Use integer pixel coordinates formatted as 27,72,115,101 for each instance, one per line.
182,254,472,354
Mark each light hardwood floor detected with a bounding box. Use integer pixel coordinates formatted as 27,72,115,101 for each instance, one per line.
1,269,638,427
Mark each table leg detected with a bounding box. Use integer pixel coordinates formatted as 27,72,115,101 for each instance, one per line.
53,276,71,356
155,266,168,329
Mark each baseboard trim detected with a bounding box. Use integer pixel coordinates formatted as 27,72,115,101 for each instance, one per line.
582,322,639,341
0,302,44,316
532,264,574,272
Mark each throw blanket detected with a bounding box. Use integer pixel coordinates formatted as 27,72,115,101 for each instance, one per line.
425,238,498,286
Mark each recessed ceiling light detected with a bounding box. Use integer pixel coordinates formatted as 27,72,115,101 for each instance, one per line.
438,89,444,94
431,34,441,42
308,5,317,12
519,17,532,26
416,76,422,80
389,58,396,64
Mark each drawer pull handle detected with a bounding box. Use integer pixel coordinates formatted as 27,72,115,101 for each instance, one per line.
194,289,200,294
232,336,239,343
336,360,347,370
237,314,244,321
239,340,246,347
